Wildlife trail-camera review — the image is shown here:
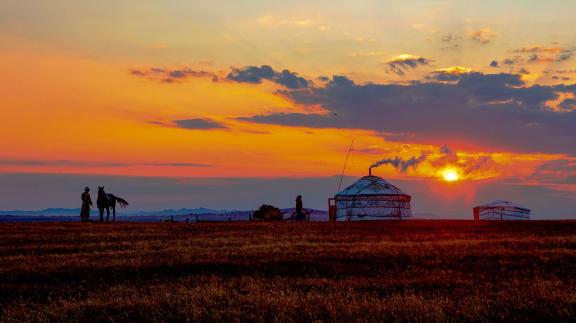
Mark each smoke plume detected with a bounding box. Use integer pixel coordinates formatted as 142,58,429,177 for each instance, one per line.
370,154,427,173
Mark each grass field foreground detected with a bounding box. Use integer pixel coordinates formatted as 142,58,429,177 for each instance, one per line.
1,221,575,322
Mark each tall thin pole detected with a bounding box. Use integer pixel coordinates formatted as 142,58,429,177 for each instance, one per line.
337,139,355,194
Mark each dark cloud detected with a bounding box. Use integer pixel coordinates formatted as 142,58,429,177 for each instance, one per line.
385,56,432,75
330,75,355,86
226,65,309,89
518,68,530,75
425,68,472,82
0,159,212,168
227,65,275,83
275,69,311,89
130,69,146,76
492,46,574,69
556,52,573,62
513,46,573,54
503,57,521,65
528,54,554,63
130,68,219,83
501,59,513,65
551,69,576,74
428,71,523,88
169,70,186,78
173,118,227,130
0,159,128,167
241,72,576,155
552,76,571,81
559,98,576,111
530,159,576,184
236,113,337,128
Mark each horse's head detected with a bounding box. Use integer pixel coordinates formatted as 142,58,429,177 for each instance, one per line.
98,186,105,195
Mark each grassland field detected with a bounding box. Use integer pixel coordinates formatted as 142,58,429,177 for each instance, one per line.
1,220,575,322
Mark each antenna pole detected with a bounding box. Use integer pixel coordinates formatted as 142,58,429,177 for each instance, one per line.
337,139,355,193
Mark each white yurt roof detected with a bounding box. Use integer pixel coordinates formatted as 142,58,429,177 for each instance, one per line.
477,200,530,211
337,175,409,196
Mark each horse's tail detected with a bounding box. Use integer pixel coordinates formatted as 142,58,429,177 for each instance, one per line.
113,196,129,208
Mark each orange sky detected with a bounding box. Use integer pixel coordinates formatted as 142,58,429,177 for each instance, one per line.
0,46,570,183
1,1,575,214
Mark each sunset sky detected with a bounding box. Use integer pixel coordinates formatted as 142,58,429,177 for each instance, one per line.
1,0,575,217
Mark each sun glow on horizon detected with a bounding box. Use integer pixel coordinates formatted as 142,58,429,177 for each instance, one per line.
441,168,460,182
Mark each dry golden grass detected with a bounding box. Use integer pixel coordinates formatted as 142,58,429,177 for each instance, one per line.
1,220,575,322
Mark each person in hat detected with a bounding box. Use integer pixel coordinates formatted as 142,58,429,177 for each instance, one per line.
295,195,306,222
80,187,92,222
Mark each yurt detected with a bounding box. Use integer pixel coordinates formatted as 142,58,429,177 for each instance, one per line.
328,172,412,221
473,200,531,220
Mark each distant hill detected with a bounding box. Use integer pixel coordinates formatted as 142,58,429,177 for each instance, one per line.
131,208,233,216
0,208,82,216
0,207,231,217
0,207,328,223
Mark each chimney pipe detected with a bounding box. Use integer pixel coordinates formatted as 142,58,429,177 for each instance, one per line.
369,167,372,176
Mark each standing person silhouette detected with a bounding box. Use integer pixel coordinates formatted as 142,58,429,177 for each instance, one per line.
295,195,305,222
80,187,92,222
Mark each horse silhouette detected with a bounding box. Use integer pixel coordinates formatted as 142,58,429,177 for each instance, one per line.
96,187,129,222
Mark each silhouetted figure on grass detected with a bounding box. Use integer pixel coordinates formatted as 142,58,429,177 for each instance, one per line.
96,187,129,223
80,187,92,222
294,195,310,222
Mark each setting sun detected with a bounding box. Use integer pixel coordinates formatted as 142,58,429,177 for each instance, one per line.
442,168,460,182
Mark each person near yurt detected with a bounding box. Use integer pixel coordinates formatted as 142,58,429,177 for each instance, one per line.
295,195,307,222
473,200,531,220
329,169,412,221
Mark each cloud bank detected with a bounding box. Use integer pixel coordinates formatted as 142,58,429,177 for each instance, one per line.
173,119,227,130
239,71,576,155
226,65,309,89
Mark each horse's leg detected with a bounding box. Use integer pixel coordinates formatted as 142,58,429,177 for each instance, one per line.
112,205,116,222
106,207,110,222
99,208,104,222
